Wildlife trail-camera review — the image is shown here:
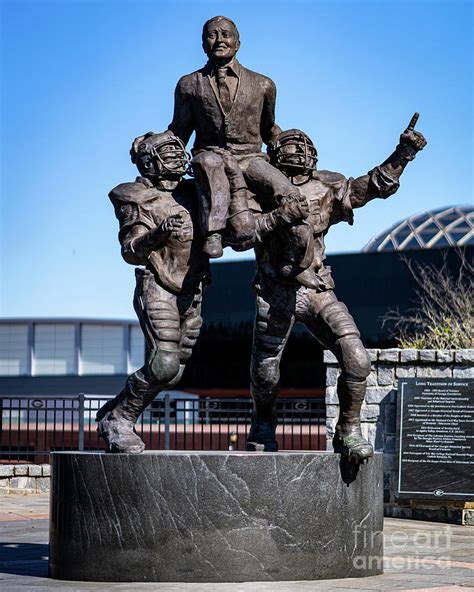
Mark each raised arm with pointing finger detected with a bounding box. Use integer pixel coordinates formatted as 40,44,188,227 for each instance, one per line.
346,113,428,210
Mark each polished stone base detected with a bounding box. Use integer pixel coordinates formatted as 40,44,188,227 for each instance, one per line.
49,451,383,582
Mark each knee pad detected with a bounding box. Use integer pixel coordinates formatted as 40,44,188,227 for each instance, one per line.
251,356,280,397
148,348,181,386
337,336,370,381
226,210,256,244
166,365,185,390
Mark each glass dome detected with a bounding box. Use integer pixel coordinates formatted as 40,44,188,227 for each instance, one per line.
363,205,474,252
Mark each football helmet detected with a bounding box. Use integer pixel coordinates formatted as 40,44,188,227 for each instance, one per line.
131,131,191,179
268,129,318,176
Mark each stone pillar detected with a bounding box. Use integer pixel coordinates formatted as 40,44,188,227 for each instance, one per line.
0,464,50,494
324,348,474,523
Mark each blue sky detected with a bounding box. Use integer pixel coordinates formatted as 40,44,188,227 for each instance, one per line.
1,0,472,318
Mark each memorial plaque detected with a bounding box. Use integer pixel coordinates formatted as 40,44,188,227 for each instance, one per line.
396,377,474,500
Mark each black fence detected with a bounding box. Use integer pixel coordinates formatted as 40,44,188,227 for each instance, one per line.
0,394,326,462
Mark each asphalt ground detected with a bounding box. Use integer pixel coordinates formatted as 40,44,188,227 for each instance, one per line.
0,494,473,591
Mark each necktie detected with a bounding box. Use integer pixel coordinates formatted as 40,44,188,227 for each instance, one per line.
217,67,232,114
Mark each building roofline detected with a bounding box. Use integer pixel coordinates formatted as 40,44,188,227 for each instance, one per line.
363,204,473,253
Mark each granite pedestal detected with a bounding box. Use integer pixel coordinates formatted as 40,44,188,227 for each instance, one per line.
49,451,383,582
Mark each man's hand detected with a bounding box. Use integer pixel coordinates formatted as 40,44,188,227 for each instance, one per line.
161,213,184,233
152,214,184,244
129,214,185,259
160,214,183,232
399,113,427,153
277,193,310,224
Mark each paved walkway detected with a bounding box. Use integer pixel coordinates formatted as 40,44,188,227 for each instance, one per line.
0,494,473,591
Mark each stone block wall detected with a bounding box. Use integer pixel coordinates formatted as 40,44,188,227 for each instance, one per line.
0,464,50,494
325,348,474,525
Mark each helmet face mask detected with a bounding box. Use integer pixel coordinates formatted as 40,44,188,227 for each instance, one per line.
269,129,318,177
133,132,191,180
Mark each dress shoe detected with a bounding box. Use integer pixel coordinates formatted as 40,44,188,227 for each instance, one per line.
203,233,223,258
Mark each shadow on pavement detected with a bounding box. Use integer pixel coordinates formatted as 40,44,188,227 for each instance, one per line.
0,542,48,577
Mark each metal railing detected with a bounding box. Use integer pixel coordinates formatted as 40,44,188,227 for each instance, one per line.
0,394,326,462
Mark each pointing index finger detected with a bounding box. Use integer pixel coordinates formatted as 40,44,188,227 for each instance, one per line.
406,112,419,132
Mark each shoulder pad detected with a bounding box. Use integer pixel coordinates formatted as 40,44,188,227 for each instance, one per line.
109,180,158,205
313,170,346,185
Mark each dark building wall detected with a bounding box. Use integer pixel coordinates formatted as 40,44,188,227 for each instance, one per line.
179,247,471,390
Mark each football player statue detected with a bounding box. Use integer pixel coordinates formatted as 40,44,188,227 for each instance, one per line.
241,113,427,461
97,131,310,454
96,131,210,453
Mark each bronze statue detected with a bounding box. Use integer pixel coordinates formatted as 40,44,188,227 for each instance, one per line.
243,115,426,460
99,15,427,462
97,132,210,453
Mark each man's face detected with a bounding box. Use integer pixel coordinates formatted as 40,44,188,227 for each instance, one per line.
203,20,240,61
279,143,306,168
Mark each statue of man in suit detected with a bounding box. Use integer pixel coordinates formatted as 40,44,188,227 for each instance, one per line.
168,16,318,288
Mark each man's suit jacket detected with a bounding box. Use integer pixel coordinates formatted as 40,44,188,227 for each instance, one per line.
168,60,281,157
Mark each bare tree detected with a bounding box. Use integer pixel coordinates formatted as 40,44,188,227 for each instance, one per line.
382,248,473,349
